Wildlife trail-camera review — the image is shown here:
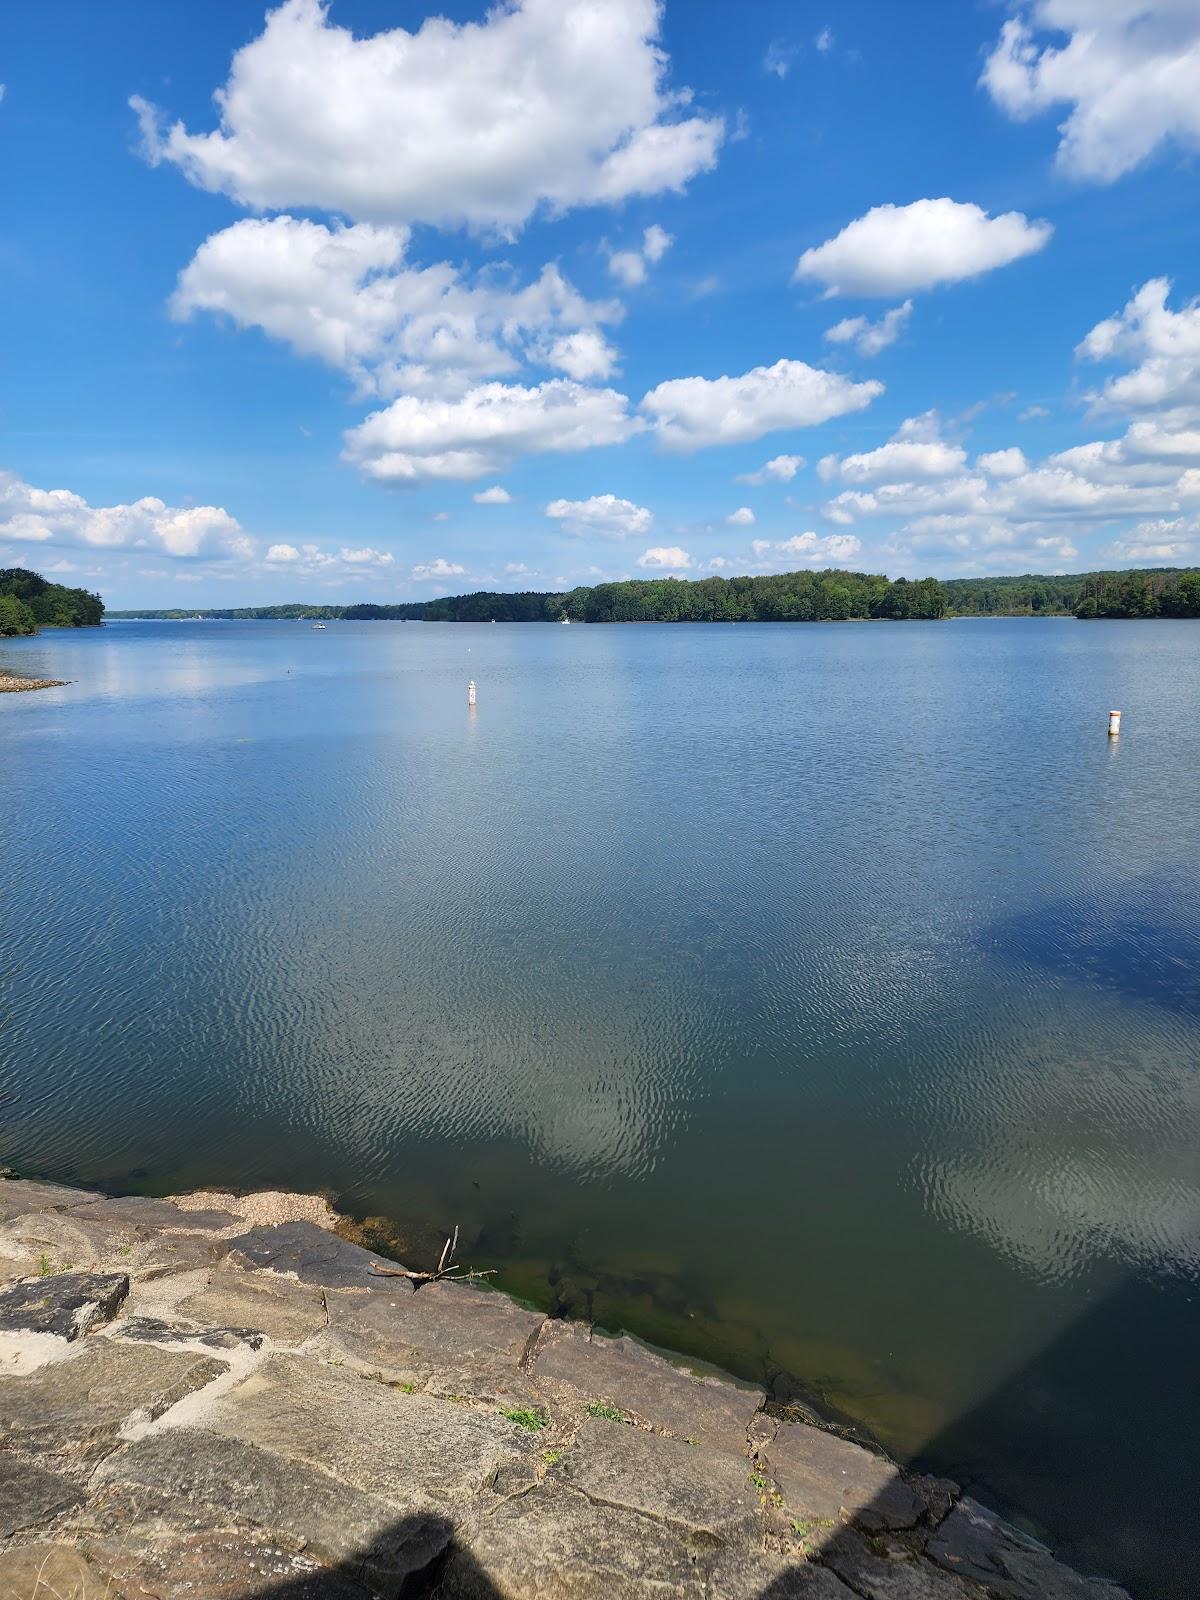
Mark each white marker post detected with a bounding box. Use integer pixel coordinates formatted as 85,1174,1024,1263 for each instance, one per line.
1108,709,1121,737
468,680,476,708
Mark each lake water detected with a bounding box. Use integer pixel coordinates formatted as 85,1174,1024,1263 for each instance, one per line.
2,617,1197,1595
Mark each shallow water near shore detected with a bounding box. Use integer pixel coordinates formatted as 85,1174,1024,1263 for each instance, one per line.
2,617,1198,1596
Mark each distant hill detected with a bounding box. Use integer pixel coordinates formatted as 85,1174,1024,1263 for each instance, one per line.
106,563,1200,625
0,567,105,635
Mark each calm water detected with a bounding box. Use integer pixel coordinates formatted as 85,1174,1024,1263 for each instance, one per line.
2,618,1198,1594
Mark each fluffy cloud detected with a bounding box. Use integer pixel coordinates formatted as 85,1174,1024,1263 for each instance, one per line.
343,378,639,484
824,300,913,356
131,0,723,231
794,199,1052,297
0,471,251,561
726,506,755,526
637,545,692,568
608,223,673,287
545,493,652,540
642,359,881,451
172,216,620,398
545,330,619,382
751,532,863,564
736,454,805,485
818,414,968,484
473,486,512,505
981,2,1200,182
977,448,1029,478
412,557,466,580
1077,278,1200,415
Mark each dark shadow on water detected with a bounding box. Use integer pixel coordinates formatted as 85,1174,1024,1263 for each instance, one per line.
981,874,1200,1016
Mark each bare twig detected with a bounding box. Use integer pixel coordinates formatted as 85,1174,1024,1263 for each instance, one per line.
368,1222,493,1286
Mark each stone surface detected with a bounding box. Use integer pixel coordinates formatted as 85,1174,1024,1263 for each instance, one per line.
0,1544,110,1600
927,1499,1131,1600
114,1314,265,1351
0,1271,128,1341
228,1220,400,1289
707,1548,857,1600
0,1338,226,1456
179,1264,328,1343
762,1421,924,1533
0,1456,83,1537
322,1278,542,1398
553,1417,760,1547
0,1177,100,1223
204,1352,537,1512
444,1484,705,1598
91,1426,453,1590
824,1529,985,1600
532,1321,763,1456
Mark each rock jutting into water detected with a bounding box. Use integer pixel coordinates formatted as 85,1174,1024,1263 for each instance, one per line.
0,1175,1130,1600
0,673,67,693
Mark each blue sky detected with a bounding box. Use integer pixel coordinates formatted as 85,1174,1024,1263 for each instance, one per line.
2,0,1199,606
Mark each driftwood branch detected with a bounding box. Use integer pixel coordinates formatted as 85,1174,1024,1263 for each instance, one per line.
368,1223,495,1286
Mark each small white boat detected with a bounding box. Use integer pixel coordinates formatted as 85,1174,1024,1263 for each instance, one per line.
560,615,571,625
312,622,326,630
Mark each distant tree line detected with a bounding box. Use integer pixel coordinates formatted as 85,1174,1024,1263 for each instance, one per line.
1073,569,1200,619
106,604,343,621
107,564,1200,626
0,568,104,635
344,571,949,623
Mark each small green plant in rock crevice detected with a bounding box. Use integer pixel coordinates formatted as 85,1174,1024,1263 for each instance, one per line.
37,1254,52,1278
500,1406,548,1432
585,1401,626,1422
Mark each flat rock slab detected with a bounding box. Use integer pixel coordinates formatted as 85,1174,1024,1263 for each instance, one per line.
91,1425,453,1589
179,1264,328,1343
927,1499,1131,1600
552,1416,760,1547
0,1271,128,1341
322,1279,541,1398
532,1322,763,1456
0,1338,226,1457
762,1421,924,1533
228,1220,400,1289
0,1178,100,1223
205,1352,536,1513
824,1529,986,1600
707,1548,857,1599
444,1483,706,1599
0,1455,84,1537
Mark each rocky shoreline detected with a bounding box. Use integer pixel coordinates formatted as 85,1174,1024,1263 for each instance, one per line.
0,1176,1130,1599
0,672,66,693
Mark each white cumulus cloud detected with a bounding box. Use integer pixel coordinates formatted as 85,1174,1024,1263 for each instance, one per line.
1077,278,1200,415
0,471,251,561
726,506,756,526
752,532,863,565
412,557,466,581
545,493,652,539
736,454,806,486
473,486,512,505
824,300,913,356
818,414,968,484
171,216,620,399
131,0,723,231
794,199,1052,297
607,223,673,286
641,359,881,451
637,545,692,568
343,378,640,484
981,1,1200,183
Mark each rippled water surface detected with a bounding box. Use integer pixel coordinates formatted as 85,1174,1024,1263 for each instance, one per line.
2,618,1198,1594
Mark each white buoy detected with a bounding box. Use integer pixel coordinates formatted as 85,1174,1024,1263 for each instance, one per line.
1108,709,1121,737
468,679,476,708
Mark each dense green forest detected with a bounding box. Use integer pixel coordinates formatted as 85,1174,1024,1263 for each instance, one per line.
108,563,1200,625
0,568,104,635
